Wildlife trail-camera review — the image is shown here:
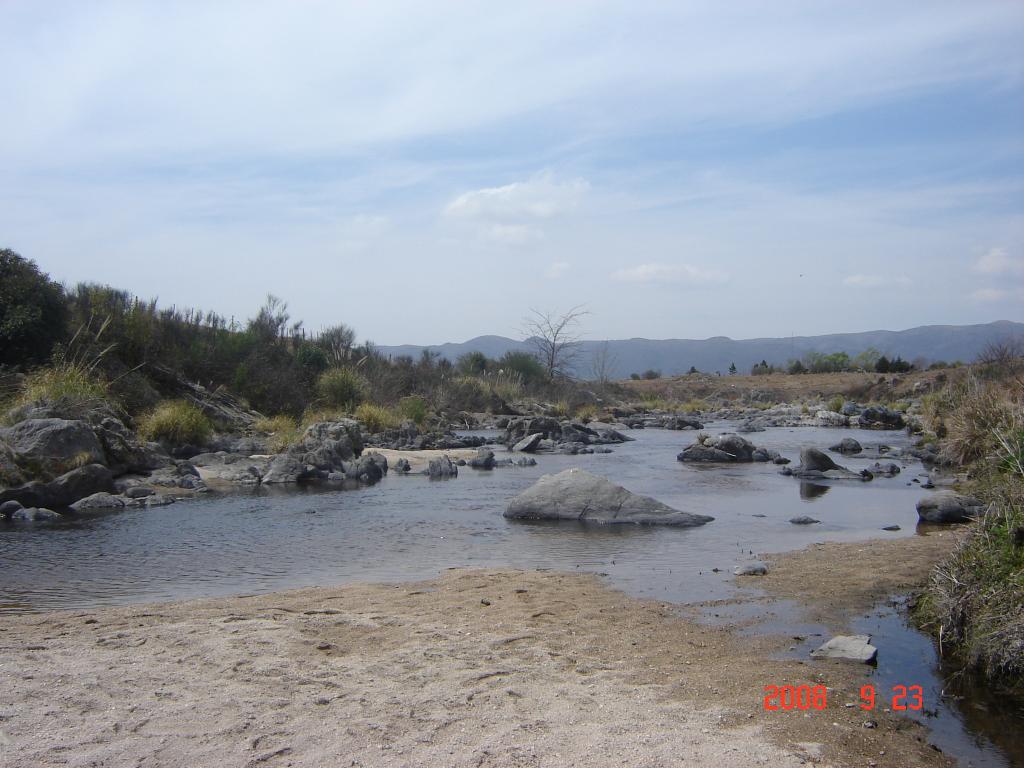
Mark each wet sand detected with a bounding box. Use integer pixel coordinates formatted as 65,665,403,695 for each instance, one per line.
0,534,958,767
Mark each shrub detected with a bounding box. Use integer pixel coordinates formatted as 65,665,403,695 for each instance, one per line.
641,369,661,380
828,395,844,414
397,395,429,426
575,404,598,423
0,249,69,365
254,414,301,452
139,400,212,445
355,403,400,433
316,367,367,409
681,399,708,413
498,351,546,386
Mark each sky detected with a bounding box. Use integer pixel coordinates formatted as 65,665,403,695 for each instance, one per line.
1,1,1023,346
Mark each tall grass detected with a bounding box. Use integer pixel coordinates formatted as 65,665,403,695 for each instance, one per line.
139,400,213,445
354,403,400,433
917,369,1024,692
254,414,301,452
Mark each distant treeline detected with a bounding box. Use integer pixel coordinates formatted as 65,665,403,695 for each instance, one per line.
629,349,960,380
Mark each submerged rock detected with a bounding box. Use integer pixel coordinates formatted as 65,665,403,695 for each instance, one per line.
789,516,820,525
504,468,714,527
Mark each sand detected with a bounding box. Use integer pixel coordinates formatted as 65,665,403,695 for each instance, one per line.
0,534,960,768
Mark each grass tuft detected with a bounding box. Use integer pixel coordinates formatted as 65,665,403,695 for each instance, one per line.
138,400,212,446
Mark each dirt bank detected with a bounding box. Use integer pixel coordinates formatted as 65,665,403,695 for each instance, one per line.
0,535,958,767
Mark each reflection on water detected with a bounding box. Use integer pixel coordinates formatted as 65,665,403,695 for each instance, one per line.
799,481,831,501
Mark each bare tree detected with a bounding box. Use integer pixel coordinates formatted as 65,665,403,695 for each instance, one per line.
522,305,588,379
590,340,618,386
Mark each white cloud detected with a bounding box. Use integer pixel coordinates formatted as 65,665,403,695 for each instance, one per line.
843,274,912,287
973,247,1024,276
970,287,1021,302
544,261,570,279
445,173,588,222
610,262,729,285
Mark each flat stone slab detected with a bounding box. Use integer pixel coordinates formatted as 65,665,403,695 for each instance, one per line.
810,635,877,663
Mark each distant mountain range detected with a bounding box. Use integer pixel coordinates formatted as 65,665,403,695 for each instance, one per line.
375,321,1024,379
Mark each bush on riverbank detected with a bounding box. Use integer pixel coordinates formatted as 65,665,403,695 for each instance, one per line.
917,370,1024,693
139,400,212,446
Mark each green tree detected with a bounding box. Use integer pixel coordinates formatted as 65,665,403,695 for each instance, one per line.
729,362,737,375
0,249,68,365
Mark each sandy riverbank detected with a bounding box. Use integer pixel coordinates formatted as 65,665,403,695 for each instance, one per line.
0,533,959,768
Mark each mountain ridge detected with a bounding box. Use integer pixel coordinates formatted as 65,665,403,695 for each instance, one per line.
374,320,1024,379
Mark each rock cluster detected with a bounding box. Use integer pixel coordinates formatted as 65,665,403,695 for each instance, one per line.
677,434,786,464
504,418,633,455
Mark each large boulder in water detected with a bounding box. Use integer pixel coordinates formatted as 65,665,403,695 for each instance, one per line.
916,492,985,524
0,418,105,478
678,433,757,463
785,448,870,481
504,468,714,527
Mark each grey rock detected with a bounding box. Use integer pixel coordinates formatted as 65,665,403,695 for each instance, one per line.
124,486,155,499
789,516,820,525
0,439,25,488
733,562,768,576
0,464,115,509
810,635,877,663
11,506,61,522
515,457,537,466
262,454,306,484
0,499,25,518
800,448,843,472
504,468,714,527
882,525,901,531
0,418,105,477
94,417,170,473
830,438,862,454
427,455,458,478
468,449,496,470
678,433,758,463
395,458,412,473
70,492,125,511
869,462,901,477
814,410,849,427
513,433,544,453
859,406,905,430
663,415,704,430
916,492,986,524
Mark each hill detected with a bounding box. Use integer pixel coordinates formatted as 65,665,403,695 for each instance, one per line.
375,321,1024,379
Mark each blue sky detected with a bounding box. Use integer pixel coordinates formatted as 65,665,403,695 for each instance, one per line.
1,1,1022,345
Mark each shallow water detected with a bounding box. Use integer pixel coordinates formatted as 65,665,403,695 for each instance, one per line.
0,424,927,611
1,423,1017,765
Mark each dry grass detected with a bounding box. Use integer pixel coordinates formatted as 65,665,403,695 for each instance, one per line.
254,414,301,453
138,400,213,446
354,403,400,433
